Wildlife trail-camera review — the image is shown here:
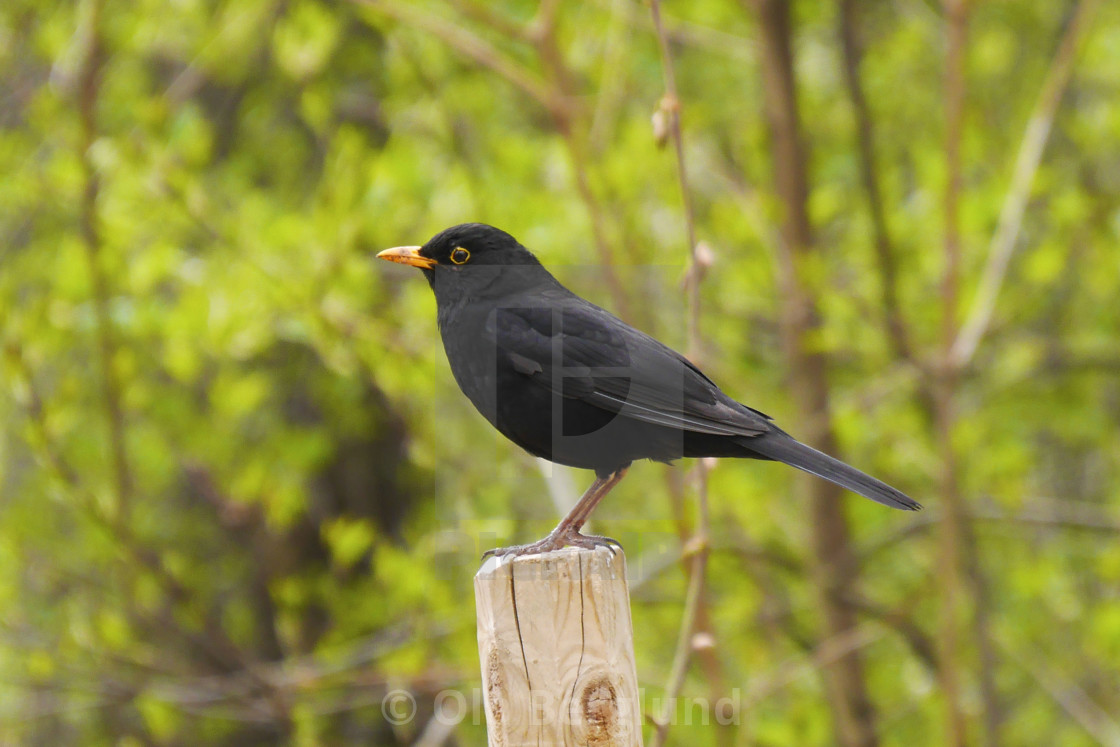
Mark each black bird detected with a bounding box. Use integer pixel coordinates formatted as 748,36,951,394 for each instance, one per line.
378,223,919,556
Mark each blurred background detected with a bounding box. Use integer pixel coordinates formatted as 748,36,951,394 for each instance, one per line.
2,0,1119,744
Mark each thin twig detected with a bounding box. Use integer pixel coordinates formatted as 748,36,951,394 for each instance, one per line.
529,2,633,320
997,634,1120,747
556,130,633,320
647,2,714,744
838,0,914,364
740,624,886,708
351,0,556,115
935,1,971,742
650,3,701,352
446,0,528,41
589,0,636,150
747,1,881,743
939,2,1011,742
713,536,939,671
359,0,635,319
585,0,756,62
77,0,133,521
3,345,256,677
950,0,1101,368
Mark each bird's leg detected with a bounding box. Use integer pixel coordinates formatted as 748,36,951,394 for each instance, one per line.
482,468,628,559
549,467,627,542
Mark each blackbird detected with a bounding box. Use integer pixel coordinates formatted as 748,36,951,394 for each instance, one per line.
378,223,920,556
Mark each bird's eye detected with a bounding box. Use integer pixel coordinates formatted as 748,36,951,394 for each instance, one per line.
450,247,470,264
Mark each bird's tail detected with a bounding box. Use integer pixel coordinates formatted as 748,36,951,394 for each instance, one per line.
746,435,921,511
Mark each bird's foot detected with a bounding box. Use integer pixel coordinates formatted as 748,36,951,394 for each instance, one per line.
482,529,622,561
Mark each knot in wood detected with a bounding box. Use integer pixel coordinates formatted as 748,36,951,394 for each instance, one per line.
581,676,619,743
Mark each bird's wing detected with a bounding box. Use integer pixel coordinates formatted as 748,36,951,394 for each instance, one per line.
490,298,771,438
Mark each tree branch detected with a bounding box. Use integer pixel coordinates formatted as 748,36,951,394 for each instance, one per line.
529,3,634,321
838,0,914,364
935,1,973,742
646,4,720,744
950,0,1102,368
77,0,133,520
359,0,636,320
351,0,557,115
745,0,879,744
997,633,1120,747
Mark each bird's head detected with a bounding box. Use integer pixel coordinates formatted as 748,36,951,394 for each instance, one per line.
377,223,542,287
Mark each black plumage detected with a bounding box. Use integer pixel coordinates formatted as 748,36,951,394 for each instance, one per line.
378,223,919,556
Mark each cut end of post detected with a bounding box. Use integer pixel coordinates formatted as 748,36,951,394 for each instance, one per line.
476,545,625,578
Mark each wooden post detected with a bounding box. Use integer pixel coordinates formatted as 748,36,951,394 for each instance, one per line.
475,546,643,746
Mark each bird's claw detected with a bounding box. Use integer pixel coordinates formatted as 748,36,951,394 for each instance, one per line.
481,531,623,561
566,533,622,555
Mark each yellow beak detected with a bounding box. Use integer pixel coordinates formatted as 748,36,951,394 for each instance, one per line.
376,245,438,270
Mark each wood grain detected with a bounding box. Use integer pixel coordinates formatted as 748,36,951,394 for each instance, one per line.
475,546,643,746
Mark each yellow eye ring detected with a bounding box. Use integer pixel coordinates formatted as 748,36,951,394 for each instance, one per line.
450,247,470,264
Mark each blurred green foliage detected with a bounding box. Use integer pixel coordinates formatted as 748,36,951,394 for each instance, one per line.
1,0,1119,744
